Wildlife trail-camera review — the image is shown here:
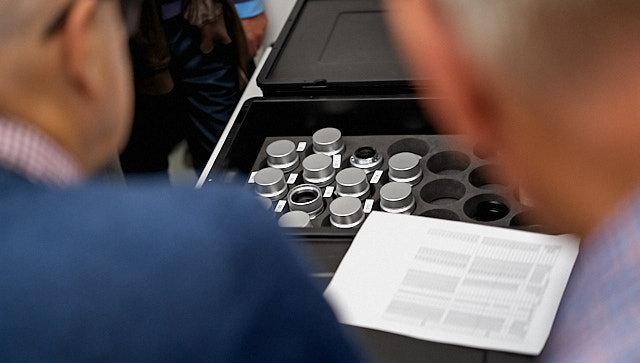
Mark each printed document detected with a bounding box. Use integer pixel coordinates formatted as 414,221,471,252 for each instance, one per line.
324,212,579,355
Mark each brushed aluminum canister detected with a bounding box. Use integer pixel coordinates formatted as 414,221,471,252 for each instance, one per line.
388,152,423,186
330,196,365,229
312,127,345,156
302,153,335,187
335,168,370,200
266,139,300,173
254,167,288,201
380,182,416,214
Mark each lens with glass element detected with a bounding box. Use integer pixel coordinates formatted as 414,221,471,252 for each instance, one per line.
349,146,383,174
287,184,325,219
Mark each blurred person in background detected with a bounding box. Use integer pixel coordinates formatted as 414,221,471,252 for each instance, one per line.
0,0,362,361
235,0,268,57
120,0,267,178
385,0,640,361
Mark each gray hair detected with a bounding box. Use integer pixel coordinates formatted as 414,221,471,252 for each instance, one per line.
433,0,640,96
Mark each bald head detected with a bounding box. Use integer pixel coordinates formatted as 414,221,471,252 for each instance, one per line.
429,0,640,98
0,0,134,175
0,1,67,40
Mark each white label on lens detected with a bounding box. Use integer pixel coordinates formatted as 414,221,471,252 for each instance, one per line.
287,173,298,184
297,142,307,152
248,171,258,184
364,199,374,213
275,200,286,213
333,154,342,169
324,186,335,198
370,170,383,184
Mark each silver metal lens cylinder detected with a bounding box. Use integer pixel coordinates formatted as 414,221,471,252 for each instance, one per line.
330,197,365,229
266,139,300,172
388,152,423,186
349,146,383,174
302,153,335,187
278,211,312,228
312,127,345,156
254,167,288,201
380,182,416,214
287,184,324,219
335,168,370,200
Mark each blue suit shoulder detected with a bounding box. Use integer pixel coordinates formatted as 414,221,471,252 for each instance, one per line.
0,177,364,362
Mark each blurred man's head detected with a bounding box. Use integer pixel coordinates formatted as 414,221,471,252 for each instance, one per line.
385,0,640,236
0,0,136,175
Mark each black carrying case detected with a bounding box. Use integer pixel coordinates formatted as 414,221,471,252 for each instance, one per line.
256,0,415,96
204,1,535,362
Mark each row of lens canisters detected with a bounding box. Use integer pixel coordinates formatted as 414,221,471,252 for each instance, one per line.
250,128,532,231
263,128,420,182
253,128,424,229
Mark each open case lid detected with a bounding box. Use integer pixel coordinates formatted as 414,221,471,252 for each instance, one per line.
257,0,424,96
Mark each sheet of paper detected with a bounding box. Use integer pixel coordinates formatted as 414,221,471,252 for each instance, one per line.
324,212,580,355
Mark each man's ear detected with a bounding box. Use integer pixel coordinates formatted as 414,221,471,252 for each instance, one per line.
386,0,498,147
61,0,99,97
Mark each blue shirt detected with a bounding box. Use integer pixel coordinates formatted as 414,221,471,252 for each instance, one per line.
0,169,364,362
158,1,264,20
234,0,264,19
539,191,640,361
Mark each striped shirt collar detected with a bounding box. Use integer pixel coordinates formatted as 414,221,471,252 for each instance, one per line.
0,116,85,187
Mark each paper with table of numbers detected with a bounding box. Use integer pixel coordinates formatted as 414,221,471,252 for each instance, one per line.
324,212,580,355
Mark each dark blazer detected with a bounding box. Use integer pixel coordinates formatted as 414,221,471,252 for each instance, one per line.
0,167,363,362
